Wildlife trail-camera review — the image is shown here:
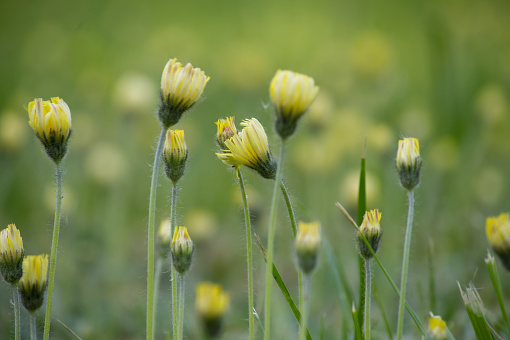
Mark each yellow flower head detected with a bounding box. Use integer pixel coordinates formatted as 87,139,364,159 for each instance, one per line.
295,221,321,274
486,213,510,270
396,137,422,190
157,219,172,258
216,118,277,179
215,116,237,150
159,58,210,127
18,255,49,312
428,313,447,340
270,70,319,139
196,282,230,319
171,226,194,274
0,224,25,284
163,129,188,183
27,97,72,163
358,209,383,260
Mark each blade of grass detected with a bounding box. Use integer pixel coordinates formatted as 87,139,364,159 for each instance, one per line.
485,252,510,337
255,234,313,340
373,281,393,339
352,303,363,340
56,319,83,340
458,282,494,340
357,138,367,328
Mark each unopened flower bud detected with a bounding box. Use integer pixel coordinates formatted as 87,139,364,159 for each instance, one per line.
27,97,72,163
357,209,382,260
428,313,447,340
396,137,422,190
171,226,194,274
295,221,321,274
270,70,319,139
196,282,229,338
157,219,171,259
163,129,188,184
0,224,25,284
159,58,210,127
486,213,510,270
215,117,237,150
18,254,49,312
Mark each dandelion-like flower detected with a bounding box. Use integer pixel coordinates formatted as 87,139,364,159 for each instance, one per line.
18,255,49,312
270,70,319,139
215,117,237,150
0,224,25,284
159,58,210,127
428,313,447,340
295,221,321,274
196,282,229,338
163,129,188,183
216,118,277,179
27,97,72,163
486,213,510,270
357,209,382,260
396,137,422,190
171,226,194,274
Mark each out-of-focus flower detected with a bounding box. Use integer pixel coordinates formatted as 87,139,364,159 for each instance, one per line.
396,137,422,190
428,313,447,340
357,210,382,260
215,117,237,150
0,224,25,284
163,129,188,184
196,282,229,338
0,111,28,151
157,219,171,258
18,254,49,312
171,226,194,274
159,58,210,127
295,221,321,274
216,118,277,179
27,97,72,163
486,213,510,270
270,70,319,139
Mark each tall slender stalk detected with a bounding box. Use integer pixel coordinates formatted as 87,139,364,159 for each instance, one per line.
237,169,255,340
299,275,311,340
146,127,167,340
170,184,178,338
364,260,372,340
264,139,286,340
43,162,63,340
13,286,20,340
177,274,186,340
30,313,37,340
152,257,164,336
396,190,415,340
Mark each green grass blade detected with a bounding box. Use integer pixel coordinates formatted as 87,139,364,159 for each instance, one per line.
373,280,393,339
458,282,494,340
485,252,510,337
352,303,363,340
357,141,367,328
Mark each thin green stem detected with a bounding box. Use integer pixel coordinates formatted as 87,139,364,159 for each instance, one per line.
237,169,255,340
152,257,164,336
30,313,37,340
177,274,185,340
280,182,304,314
299,275,311,340
43,162,63,340
146,127,166,340
264,138,286,340
396,190,415,340
364,260,371,340
171,183,178,338
13,285,20,340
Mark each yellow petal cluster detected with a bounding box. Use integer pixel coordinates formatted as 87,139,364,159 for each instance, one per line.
19,255,49,296
171,226,194,274
163,129,188,183
215,116,237,149
360,209,382,237
27,97,72,145
0,224,24,263
428,314,447,340
295,221,321,273
396,137,420,171
216,118,276,179
486,213,510,248
195,282,230,319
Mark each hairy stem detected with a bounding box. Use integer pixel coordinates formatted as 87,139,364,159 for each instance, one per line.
364,260,372,340
171,183,178,338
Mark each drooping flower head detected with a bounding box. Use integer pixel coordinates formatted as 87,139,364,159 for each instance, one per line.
215,117,237,150
0,224,25,284
171,226,194,274
196,282,229,338
216,118,277,179
486,213,510,270
270,70,319,139
357,209,382,260
295,221,321,274
18,254,49,312
163,129,188,183
159,58,210,127
27,97,72,163
396,137,422,190
428,313,447,340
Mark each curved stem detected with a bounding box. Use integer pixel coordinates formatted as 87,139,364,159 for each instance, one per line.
170,183,178,338
264,139,286,340
237,169,255,340
364,260,372,340
280,182,304,314
177,274,186,340
13,285,20,340
146,127,167,340
30,313,37,340
43,162,63,340
152,257,164,336
396,190,415,340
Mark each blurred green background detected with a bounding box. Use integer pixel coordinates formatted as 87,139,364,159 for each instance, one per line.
1,0,510,338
